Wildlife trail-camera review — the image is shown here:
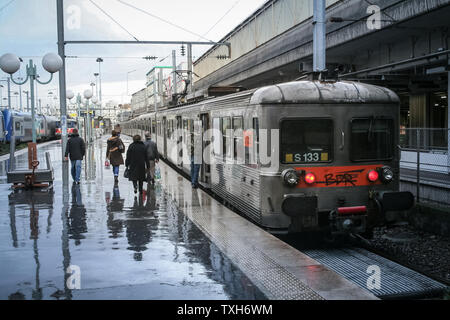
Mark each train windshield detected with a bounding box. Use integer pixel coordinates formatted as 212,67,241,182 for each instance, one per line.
67,121,77,128
351,118,394,161
281,119,333,164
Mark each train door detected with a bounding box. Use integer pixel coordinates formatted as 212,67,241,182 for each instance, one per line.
199,113,211,186
0,114,4,142
162,116,167,158
176,116,183,166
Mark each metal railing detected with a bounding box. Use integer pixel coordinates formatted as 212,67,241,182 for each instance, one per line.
399,128,450,205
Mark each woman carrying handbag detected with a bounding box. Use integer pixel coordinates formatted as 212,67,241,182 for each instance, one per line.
106,130,125,183
125,135,149,195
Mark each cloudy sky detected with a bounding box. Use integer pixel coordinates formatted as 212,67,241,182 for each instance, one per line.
0,0,267,109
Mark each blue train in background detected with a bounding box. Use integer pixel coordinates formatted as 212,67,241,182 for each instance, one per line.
1,109,61,143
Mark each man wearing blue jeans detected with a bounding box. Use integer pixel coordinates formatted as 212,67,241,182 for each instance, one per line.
64,128,86,184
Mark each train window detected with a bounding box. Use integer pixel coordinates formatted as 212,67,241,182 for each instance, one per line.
212,118,221,157
253,118,260,163
233,117,243,161
222,117,231,159
152,120,156,134
351,118,394,161
281,119,333,164
15,122,21,131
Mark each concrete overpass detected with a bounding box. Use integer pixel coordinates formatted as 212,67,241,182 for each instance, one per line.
194,0,450,93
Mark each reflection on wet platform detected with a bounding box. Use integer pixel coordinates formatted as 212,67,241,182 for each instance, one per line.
0,136,265,300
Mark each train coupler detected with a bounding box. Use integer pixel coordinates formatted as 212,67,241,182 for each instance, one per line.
329,206,367,234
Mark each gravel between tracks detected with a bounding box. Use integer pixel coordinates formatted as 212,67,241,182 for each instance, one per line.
369,224,450,284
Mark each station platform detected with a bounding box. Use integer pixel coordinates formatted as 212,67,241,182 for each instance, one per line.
0,136,377,300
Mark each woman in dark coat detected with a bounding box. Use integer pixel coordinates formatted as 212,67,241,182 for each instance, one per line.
106,130,125,183
125,135,149,194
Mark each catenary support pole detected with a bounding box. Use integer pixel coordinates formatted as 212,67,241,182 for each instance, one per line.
57,0,69,186
187,43,193,94
172,50,177,102
28,61,37,143
313,0,326,72
8,77,15,172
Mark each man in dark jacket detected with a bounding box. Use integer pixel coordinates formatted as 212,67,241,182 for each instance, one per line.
126,135,149,194
144,132,159,185
64,128,85,184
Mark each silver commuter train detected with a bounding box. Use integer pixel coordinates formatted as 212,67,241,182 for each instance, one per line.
121,80,414,236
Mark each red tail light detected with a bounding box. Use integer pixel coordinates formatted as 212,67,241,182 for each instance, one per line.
368,170,379,182
56,128,61,134
338,206,367,215
304,173,316,184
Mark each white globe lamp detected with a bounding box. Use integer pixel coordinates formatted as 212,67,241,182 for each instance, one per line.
0,53,21,74
83,89,93,100
66,90,75,100
42,53,63,74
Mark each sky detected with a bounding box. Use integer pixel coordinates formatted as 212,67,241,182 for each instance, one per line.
0,0,268,110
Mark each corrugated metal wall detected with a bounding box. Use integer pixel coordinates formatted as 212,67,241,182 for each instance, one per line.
194,0,340,80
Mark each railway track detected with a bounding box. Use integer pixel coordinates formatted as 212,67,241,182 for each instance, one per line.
303,246,447,299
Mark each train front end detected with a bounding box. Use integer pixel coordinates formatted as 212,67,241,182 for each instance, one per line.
254,81,414,236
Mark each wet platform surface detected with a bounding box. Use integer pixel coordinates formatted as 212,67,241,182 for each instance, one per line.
0,136,266,300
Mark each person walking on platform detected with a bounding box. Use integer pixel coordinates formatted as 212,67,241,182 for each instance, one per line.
64,128,85,184
114,123,122,137
143,132,159,185
125,135,149,195
106,130,125,183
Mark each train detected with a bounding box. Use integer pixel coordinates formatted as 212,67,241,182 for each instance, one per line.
1,109,72,143
55,118,77,138
121,80,414,237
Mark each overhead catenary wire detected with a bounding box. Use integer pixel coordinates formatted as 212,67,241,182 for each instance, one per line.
0,0,15,14
116,0,214,43
89,0,140,41
197,0,242,41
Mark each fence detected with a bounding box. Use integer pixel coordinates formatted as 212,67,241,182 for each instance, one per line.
399,128,450,205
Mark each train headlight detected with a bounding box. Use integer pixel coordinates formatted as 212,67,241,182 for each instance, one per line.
281,169,299,187
380,166,394,183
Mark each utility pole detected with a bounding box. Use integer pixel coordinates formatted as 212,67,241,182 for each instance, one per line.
172,50,177,102
159,68,163,105
187,43,193,94
313,0,326,72
57,0,69,186
153,71,157,113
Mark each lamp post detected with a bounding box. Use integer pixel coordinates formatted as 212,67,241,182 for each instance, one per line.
94,73,99,98
96,58,103,117
66,90,75,129
91,96,98,139
0,53,63,143
84,89,93,144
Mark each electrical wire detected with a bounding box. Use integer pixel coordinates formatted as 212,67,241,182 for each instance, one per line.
0,0,15,14
198,0,242,41
116,0,214,43
89,0,140,41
